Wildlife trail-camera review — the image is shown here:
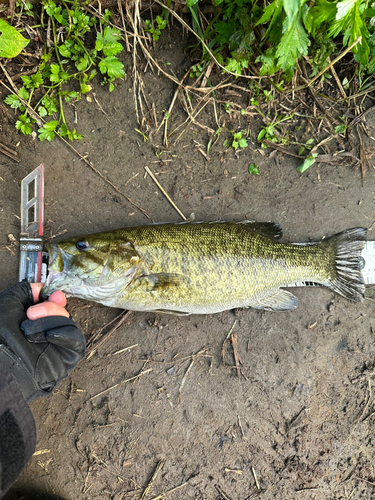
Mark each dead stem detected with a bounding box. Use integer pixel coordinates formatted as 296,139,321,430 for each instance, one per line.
252,467,260,490
179,357,195,397
87,310,132,357
286,37,362,94
88,367,153,401
0,140,19,162
221,320,237,366
144,166,187,220
140,461,164,500
231,332,242,379
149,480,189,500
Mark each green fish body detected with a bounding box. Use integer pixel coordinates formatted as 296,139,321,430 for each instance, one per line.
41,222,366,314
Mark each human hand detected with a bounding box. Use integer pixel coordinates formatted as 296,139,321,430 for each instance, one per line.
27,283,70,320
0,281,86,402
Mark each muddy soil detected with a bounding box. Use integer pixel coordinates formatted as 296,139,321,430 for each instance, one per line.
2,25,375,500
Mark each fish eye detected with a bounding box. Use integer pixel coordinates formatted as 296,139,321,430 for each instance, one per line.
76,241,89,251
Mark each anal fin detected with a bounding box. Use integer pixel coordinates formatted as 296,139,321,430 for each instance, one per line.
252,289,298,311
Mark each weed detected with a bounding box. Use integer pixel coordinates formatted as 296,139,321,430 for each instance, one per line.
144,15,168,41
223,130,248,150
4,0,125,141
257,114,294,146
297,153,318,173
248,163,260,175
186,0,375,79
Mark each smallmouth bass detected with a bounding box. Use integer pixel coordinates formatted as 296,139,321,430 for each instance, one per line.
41,222,366,315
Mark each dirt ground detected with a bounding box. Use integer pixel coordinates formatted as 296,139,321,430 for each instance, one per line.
2,24,375,500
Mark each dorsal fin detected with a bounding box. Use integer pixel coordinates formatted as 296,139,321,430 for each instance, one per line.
237,221,282,239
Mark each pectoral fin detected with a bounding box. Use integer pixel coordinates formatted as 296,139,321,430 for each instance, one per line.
252,289,298,311
137,273,183,291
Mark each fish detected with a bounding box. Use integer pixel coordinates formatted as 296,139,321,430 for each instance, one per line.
41,222,367,315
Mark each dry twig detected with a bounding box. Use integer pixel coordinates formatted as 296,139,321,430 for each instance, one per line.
88,367,153,400
144,166,187,220
141,461,164,500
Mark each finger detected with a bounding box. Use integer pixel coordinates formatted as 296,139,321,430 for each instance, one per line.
30,283,44,303
27,301,70,320
48,290,67,308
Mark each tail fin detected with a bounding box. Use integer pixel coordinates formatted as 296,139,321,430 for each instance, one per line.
326,228,367,302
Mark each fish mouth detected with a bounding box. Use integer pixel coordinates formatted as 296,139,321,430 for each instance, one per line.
41,244,79,299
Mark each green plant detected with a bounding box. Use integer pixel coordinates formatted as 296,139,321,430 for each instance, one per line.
297,137,314,155
186,0,375,79
334,115,348,135
248,163,260,175
223,129,248,150
4,0,125,141
189,63,204,78
257,114,294,146
263,89,273,102
297,153,318,173
144,15,168,41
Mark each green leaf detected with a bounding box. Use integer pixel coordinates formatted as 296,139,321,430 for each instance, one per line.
59,44,71,57
16,115,32,135
103,41,123,57
276,14,310,70
58,123,69,137
42,120,58,131
187,0,199,5
96,27,124,56
336,0,356,21
38,120,58,141
248,163,260,175
257,128,267,141
38,106,48,117
76,55,89,72
224,58,242,75
50,63,61,83
41,95,58,115
238,138,248,148
18,87,29,100
22,73,43,89
297,153,318,173
98,56,124,79
312,0,337,31
335,124,347,134
58,124,83,140
38,129,55,141
80,83,92,94
0,19,29,58
349,4,370,66
283,0,304,27
257,51,278,76
256,0,278,25
4,94,22,109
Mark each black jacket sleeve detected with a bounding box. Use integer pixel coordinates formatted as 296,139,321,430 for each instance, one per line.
0,364,36,498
